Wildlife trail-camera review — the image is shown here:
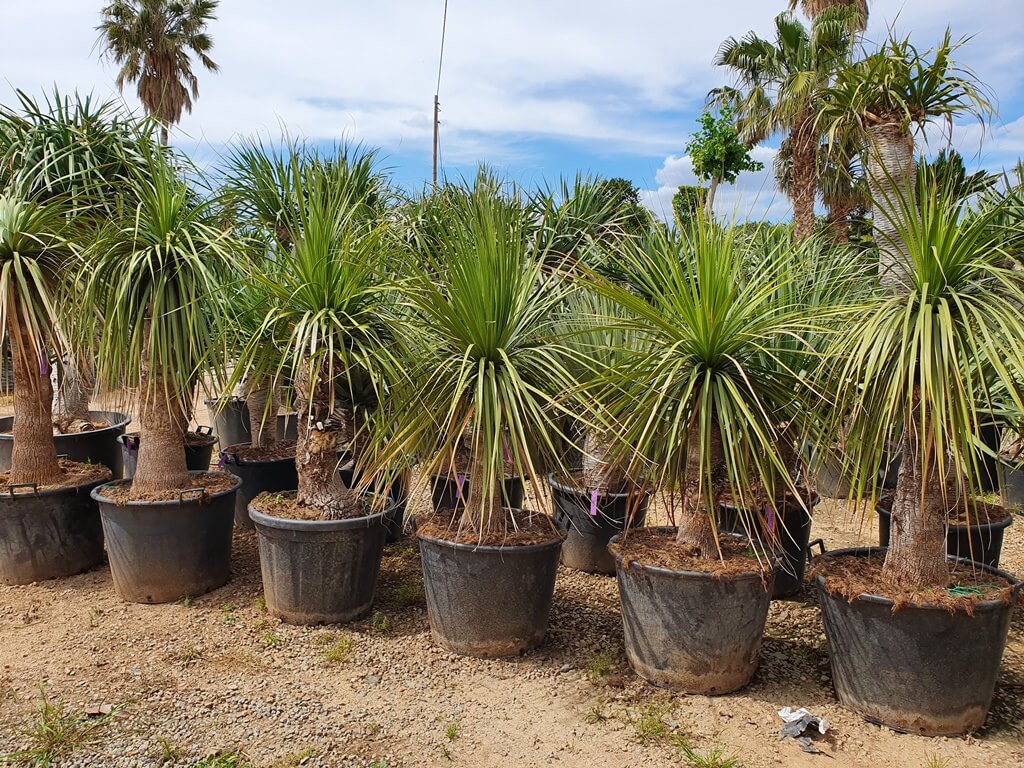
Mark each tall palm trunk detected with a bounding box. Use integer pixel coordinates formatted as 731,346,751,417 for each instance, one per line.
675,420,725,558
294,359,354,518
867,122,916,290
7,312,61,485
881,410,949,589
791,112,820,241
245,377,277,450
827,202,852,243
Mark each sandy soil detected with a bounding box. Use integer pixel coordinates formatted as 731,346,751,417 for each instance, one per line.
0,399,1021,766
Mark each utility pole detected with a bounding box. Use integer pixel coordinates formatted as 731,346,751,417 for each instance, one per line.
432,95,440,187
433,0,449,188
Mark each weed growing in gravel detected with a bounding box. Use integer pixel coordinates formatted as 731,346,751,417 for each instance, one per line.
445,722,459,741
88,607,104,628
157,736,184,764
626,702,673,744
191,750,253,767
391,582,425,607
368,762,389,768
271,745,321,767
175,646,203,666
320,634,356,664
221,603,238,626
177,594,194,607
255,596,266,613
263,631,282,649
584,647,618,683
584,700,609,724
679,745,742,768
926,757,949,768
370,612,391,634
0,688,123,767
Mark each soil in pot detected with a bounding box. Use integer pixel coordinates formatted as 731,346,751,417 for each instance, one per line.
93,471,239,603
221,441,298,530
718,491,818,599
609,527,773,694
549,474,648,575
417,511,563,658
812,547,1020,736
876,497,1013,568
0,411,131,479
249,491,388,624
0,460,112,585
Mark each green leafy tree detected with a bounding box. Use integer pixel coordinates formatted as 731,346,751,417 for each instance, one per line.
789,0,868,30
685,109,763,218
672,185,707,229
596,178,651,236
97,0,220,145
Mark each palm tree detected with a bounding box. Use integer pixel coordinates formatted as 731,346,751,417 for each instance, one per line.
97,0,220,145
789,0,868,31
820,31,992,288
711,9,858,240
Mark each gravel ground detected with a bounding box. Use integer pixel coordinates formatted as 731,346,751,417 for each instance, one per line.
0,488,1022,768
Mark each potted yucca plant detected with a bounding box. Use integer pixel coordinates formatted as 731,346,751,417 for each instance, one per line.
372,174,574,657
234,147,400,625
592,221,815,692
85,146,241,604
812,180,1023,736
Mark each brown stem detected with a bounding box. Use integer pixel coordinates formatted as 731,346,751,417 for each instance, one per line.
581,428,627,492
827,203,852,244
294,359,354,519
790,112,820,241
130,321,190,496
675,419,724,558
52,353,95,430
464,453,504,536
881,410,950,589
7,312,61,485
245,377,277,450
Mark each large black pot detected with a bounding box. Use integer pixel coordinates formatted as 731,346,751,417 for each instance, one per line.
418,527,562,657
250,503,388,624
611,528,773,694
815,546,1021,736
92,472,240,603
430,473,524,513
221,444,298,530
118,428,217,480
549,477,648,574
876,500,1012,568
0,476,109,584
0,411,130,479
204,397,298,445
718,494,819,599
339,460,408,542
998,459,1024,509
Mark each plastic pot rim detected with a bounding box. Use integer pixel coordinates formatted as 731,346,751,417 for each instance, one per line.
609,526,774,582
417,519,564,555
718,491,821,515
90,470,242,507
874,500,1013,534
249,501,392,532
1,474,112,500
0,409,131,437
813,545,1022,611
221,443,297,467
547,475,649,501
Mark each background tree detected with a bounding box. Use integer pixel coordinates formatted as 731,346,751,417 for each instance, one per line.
789,0,868,31
685,108,763,218
672,185,707,229
917,148,998,203
596,177,652,236
711,9,857,240
97,0,220,145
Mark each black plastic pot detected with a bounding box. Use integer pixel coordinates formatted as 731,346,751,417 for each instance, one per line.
815,546,1021,736
339,461,408,542
205,397,250,450
0,411,130,479
118,427,217,480
221,444,298,530
611,528,773,693
549,477,648,574
0,477,109,585
92,472,240,603
876,500,1012,568
430,473,524,513
718,494,819,599
418,528,562,657
249,503,389,624
813,452,852,499
998,459,1024,509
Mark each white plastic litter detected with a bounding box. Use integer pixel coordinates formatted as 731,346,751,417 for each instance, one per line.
778,707,829,754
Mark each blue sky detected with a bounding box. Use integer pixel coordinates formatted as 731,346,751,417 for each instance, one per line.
3,1,1023,221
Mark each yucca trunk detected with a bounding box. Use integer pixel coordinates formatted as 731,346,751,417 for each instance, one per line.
881,412,949,589
7,312,61,486
131,321,190,495
245,377,277,450
53,355,95,430
826,202,852,244
791,112,820,241
465,456,506,536
294,359,354,518
675,420,724,558
867,122,916,290
581,428,627,491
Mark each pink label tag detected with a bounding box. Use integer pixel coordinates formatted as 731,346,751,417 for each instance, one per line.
767,507,776,534
590,489,599,517
456,474,465,500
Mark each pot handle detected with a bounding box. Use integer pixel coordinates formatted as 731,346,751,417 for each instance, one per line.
56,453,70,460
7,482,38,497
178,488,205,503
195,425,214,436
807,538,827,561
